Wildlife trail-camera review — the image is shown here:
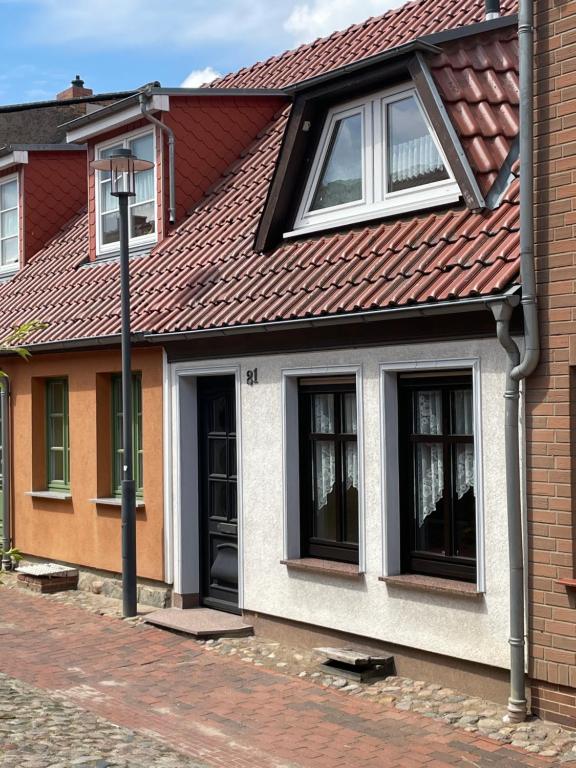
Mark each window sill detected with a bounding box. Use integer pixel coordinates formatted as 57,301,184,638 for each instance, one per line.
25,490,72,501
281,558,362,579
90,497,145,509
380,574,482,598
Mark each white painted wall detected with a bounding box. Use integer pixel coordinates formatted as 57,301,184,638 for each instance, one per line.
169,337,512,669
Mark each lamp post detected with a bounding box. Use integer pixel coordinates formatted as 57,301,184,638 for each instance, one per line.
91,148,154,617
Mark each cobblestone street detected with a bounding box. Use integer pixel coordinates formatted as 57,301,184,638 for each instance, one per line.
0,584,568,767
0,674,206,767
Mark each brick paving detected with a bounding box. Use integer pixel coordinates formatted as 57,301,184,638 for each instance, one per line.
0,589,556,767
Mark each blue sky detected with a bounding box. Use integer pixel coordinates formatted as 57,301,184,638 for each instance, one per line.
0,0,401,106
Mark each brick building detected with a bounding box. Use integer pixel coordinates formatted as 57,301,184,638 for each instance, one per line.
528,0,576,726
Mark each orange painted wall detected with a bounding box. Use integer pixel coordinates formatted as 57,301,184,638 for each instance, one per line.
0,346,165,582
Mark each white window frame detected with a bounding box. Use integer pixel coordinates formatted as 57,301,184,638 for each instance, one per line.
282,365,366,572
290,83,460,237
379,358,485,592
0,173,20,274
95,126,157,257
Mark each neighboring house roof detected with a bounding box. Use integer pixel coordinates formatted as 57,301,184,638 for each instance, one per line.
0,0,521,347
0,91,135,146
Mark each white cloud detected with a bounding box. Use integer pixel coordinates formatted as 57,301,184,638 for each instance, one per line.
20,0,404,49
180,66,221,88
284,0,398,44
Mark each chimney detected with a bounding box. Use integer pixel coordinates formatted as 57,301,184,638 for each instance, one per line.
485,0,500,19
56,75,93,101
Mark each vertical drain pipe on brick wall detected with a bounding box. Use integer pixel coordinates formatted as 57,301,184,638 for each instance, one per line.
1,377,12,570
490,0,539,725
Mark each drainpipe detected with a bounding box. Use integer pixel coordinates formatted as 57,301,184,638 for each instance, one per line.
485,0,500,20
1,377,12,571
490,0,539,725
139,90,176,224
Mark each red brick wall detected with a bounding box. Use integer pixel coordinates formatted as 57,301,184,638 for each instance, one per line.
529,0,576,727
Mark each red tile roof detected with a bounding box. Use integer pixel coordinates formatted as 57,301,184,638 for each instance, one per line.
0,0,521,346
214,0,517,89
430,27,518,193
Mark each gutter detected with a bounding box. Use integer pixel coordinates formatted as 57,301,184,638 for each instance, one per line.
144,291,520,343
490,0,539,724
139,89,176,224
1,377,11,570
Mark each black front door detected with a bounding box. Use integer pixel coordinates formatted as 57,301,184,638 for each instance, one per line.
198,376,239,613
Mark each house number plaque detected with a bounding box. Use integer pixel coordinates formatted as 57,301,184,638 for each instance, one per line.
246,368,258,386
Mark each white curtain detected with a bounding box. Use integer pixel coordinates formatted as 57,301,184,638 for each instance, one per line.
415,391,442,526
390,135,444,185
453,389,475,500
345,442,358,491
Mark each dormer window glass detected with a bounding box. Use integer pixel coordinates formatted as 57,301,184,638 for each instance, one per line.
293,85,459,235
310,111,363,211
96,129,156,255
0,176,19,271
387,96,449,193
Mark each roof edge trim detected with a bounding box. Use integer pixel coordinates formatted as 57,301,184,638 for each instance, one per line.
421,13,518,46
0,150,28,170
408,52,485,211
65,94,169,143
145,290,520,344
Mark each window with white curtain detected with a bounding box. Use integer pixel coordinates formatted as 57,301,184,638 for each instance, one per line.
0,175,19,271
293,85,459,234
95,130,156,255
298,378,359,564
398,373,476,582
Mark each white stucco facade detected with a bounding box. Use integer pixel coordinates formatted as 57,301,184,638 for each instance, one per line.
166,336,513,670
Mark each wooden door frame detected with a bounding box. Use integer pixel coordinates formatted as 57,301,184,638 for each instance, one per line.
167,363,244,610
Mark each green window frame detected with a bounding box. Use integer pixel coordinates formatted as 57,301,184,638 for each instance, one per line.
112,374,143,497
46,379,70,490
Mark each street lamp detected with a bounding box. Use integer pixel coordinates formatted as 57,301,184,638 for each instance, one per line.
91,148,154,618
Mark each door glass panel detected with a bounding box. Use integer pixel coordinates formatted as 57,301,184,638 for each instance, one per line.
228,481,237,522
313,441,337,540
344,441,359,544
311,113,363,211
312,393,335,433
387,96,449,193
413,442,444,554
209,438,227,476
210,480,227,518
212,396,227,432
228,439,237,478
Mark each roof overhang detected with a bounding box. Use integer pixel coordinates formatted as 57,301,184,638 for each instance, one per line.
65,93,170,143
64,86,290,144
0,149,28,171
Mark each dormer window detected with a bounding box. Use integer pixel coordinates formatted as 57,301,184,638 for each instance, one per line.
0,175,19,273
292,85,460,235
96,129,156,255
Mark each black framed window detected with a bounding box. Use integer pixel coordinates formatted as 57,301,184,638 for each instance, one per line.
399,374,476,582
299,378,359,563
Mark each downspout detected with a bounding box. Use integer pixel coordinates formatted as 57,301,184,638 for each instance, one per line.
1,377,12,571
139,91,176,224
489,0,539,725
